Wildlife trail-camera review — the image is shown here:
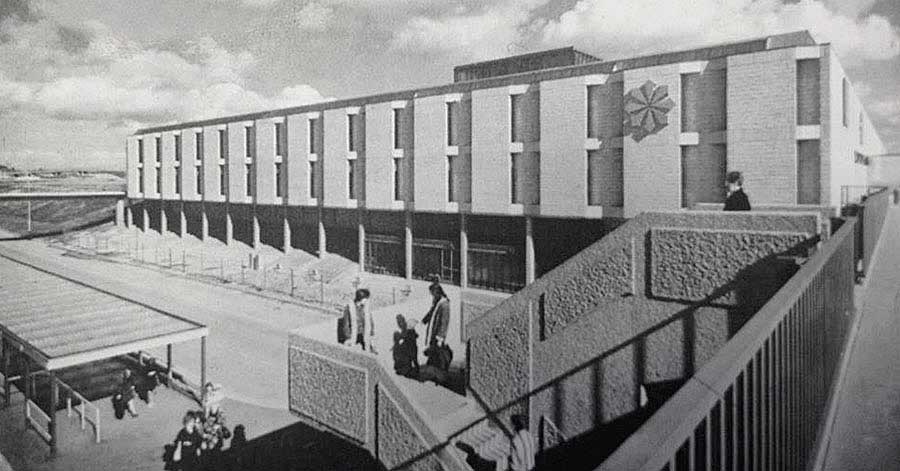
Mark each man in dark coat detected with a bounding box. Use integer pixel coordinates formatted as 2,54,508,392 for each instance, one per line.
724,171,751,211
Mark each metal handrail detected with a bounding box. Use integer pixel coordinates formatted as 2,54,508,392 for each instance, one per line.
600,217,858,470
30,370,101,443
25,398,52,443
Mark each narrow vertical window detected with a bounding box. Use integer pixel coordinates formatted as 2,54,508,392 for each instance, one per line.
348,159,356,199
275,162,283,198
309,119,317,154
218,129,227,160
587,85,599,138
175,166,181,195
156,169,161,194
245,126,254,159
196,168,203,196
174,134,182,162
393,108,402,150
510,94,522,143
393,158,402,201
219,164,226,196
447,102,458,146
309,161,317,198
138,168,144,193
510,153,520,204
348,115,356,152
842,78,849,128
138,139,145,164
447,156,456,202
195,132,203,162
155,136,162,163
586,152,593,205
275,122,284,157
246,163,253,197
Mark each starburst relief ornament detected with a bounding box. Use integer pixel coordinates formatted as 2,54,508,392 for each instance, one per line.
624,80,676,142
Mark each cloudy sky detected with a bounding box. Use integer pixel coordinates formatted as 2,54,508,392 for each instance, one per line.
0,0,898,170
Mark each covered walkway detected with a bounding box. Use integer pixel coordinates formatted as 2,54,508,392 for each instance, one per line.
821,206,900,470
0,254,208,455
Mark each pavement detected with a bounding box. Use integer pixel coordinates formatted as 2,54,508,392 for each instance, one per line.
821,206,900,471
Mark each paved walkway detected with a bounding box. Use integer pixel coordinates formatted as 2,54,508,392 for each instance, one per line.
822,206,900,470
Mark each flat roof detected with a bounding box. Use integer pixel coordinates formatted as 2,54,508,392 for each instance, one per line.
136,30,816,135
0,254,208,370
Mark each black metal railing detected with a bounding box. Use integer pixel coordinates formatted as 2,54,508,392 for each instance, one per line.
599,217,858,471
840,185,891,280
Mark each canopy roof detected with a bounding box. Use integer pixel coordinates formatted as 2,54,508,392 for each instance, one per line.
0,255,207,370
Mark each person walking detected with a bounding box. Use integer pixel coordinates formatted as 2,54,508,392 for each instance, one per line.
422,281,451,350
345,288,375,353
723,171,751,211
120,369,139,418
170,412,202,471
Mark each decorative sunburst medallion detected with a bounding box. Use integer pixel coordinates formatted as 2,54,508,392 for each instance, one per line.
623,80,676,142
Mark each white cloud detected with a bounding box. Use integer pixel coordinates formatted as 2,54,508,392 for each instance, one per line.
391,1,549,61
539,0,899,63
290,2,334,31
0,17,327,124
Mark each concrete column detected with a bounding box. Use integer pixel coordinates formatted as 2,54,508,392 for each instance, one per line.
525,216,535,285
200,336,207,393
160,205,168,236
1,336,8,408
252,211,260,250
126,205,134,229
317,210,327,258
460,214,469,289
225,207,233,245
283,216,292,253
201,207,209,241
142,207,149,232
358,213,366,273
404,211,413,279
166,344,173,383
115,200,125,226
179,205,187,238
22,357,29,428
49,371,58,456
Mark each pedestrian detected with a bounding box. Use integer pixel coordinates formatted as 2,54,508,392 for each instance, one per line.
723,171,751,211
344,288,376,353
119,369,139,418
421,280,452,368
509,414,535,471
392,314,420,378
170,411,202,471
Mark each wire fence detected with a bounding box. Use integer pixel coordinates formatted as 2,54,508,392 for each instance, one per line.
48,229,414,313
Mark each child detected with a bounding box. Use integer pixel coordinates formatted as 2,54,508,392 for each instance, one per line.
392,315,419,378
171,412,202,471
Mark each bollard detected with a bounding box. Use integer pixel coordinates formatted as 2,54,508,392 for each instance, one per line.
290,268,296,297
393,287,396,305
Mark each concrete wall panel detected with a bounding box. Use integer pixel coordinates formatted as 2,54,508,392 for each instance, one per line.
160,132,176,199
472,86,512,213
728,49,797,205
288,347,368,442
623,64,682,216
649,227,808,303
286,113,310,205
376,387,444,471
413,95,448,211
126,136,140,198
541,77,587,216
227,123,246,203
203,127,224,202
181,131,200,202
323,108,349,207
256,118,277,205
365,102,394,209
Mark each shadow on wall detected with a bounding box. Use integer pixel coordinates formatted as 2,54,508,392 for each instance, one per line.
184,419,383,471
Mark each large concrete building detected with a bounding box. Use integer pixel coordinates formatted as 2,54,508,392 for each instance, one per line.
127,30,884,293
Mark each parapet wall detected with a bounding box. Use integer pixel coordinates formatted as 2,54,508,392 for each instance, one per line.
289,329,454,470
466,210,821,439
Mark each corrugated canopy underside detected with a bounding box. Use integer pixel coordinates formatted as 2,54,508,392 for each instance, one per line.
0,256,206,369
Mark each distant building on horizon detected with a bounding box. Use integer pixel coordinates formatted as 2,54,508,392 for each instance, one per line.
125,30,885,293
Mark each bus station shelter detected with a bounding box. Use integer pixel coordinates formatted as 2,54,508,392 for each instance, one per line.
0,254,208,455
